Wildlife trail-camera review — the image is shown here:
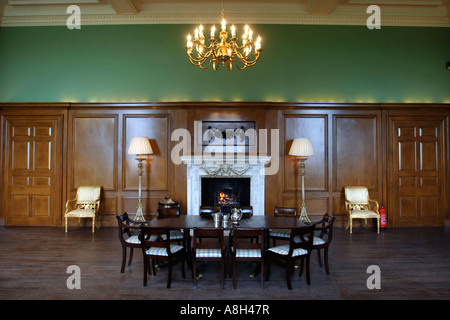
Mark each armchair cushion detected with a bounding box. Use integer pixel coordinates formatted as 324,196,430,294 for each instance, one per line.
145,245,183,256
350,209,379,218
195,248,223,258
293,236,326,246
233,248,261,258
161,230,184,241
125,234,157,244
269,229,291,238
65,208,95,217
268,244,307,257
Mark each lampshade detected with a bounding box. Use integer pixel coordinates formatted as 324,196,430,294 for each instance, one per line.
289,138,314,157
128,137,153,155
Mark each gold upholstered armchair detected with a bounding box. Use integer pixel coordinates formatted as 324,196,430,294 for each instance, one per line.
65,186,101,233
344,186,380,234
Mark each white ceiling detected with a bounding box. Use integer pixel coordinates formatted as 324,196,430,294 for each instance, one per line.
0,0,449,27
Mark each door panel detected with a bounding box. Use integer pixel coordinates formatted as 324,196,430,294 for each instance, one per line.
389,118,445,226
4,117,62,226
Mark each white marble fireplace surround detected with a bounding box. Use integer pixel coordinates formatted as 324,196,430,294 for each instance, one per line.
181,155,271,216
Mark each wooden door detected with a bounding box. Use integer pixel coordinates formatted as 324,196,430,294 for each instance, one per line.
389,117,445,226
3,116,62,226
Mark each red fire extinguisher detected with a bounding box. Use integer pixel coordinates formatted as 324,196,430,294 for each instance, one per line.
379,205,387,230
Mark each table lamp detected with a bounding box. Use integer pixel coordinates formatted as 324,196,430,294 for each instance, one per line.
128,137,153,222
289,138,314,222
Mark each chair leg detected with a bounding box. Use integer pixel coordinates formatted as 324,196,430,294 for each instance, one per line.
324,247,330,274
260,260,264,289
377,218,380,233
233,259,237,289
181,256,186,279
299,259,304,276
317,249,322,267
120,246,126,273
285,260,292,290
92,217,95,233
151,259,156,276
65,217,68,233
143,257,148,286
305,256,311,285
193,259,198,289
350,218,353,234
221,258,225,289
265,257,271,281
128,248,134,265
167,261,173,289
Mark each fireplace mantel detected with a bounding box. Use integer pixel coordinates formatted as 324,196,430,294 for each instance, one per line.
181,155,271,215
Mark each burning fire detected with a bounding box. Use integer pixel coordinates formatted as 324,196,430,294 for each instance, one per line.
218,191,233,204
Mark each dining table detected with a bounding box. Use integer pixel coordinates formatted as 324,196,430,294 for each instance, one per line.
144,215,307,268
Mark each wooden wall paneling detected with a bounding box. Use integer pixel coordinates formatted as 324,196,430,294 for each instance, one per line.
171,109,188,214
123,113,171,218
264,108,278,215
68,112,119,227
332,111,382,228
280,110,330,222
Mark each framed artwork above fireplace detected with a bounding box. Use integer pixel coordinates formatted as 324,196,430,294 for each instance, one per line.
198,121,256,153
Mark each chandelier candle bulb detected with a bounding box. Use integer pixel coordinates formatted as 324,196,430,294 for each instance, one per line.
231,25,235,37
186,34,192,49
221,19,226,31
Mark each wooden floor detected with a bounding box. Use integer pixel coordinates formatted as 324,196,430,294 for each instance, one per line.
1,225,449,301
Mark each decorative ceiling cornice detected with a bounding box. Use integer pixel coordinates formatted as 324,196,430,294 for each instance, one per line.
1,1,449,27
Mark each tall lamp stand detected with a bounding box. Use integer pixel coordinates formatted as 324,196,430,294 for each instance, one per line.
289,138,315,223
128,137,153,222
298,158,310,223
135,157,146,222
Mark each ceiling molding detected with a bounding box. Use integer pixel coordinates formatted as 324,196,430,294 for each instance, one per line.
1,0,449,27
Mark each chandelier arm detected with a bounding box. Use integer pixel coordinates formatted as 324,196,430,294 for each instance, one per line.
187,52,213,69
233,42,253,51
188,49,214,63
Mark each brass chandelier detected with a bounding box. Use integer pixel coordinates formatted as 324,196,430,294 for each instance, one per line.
185,5,262,71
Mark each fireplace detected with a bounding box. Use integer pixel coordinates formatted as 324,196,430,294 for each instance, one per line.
201,177,251,214
181,155,270,216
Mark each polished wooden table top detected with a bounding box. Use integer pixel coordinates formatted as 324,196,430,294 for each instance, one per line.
145,215,306,230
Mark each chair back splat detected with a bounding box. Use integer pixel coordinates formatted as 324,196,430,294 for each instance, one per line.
231,227,265,289
192,227,226,289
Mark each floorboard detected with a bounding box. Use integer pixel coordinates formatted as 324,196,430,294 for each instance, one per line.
1,226,449,301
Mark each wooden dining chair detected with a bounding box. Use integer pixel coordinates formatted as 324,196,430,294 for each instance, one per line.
139,226,186,288
266,225,315,290
269,206,297,246
192,227,227,289
157,207,184,244
305,213,335,274
116,212,153,273
230,227,265,289
199,206,221,217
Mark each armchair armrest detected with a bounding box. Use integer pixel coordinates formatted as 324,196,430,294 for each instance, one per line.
368,199,379,213
65,198,78,213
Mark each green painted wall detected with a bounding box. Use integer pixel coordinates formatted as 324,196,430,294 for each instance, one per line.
0,24,449,103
